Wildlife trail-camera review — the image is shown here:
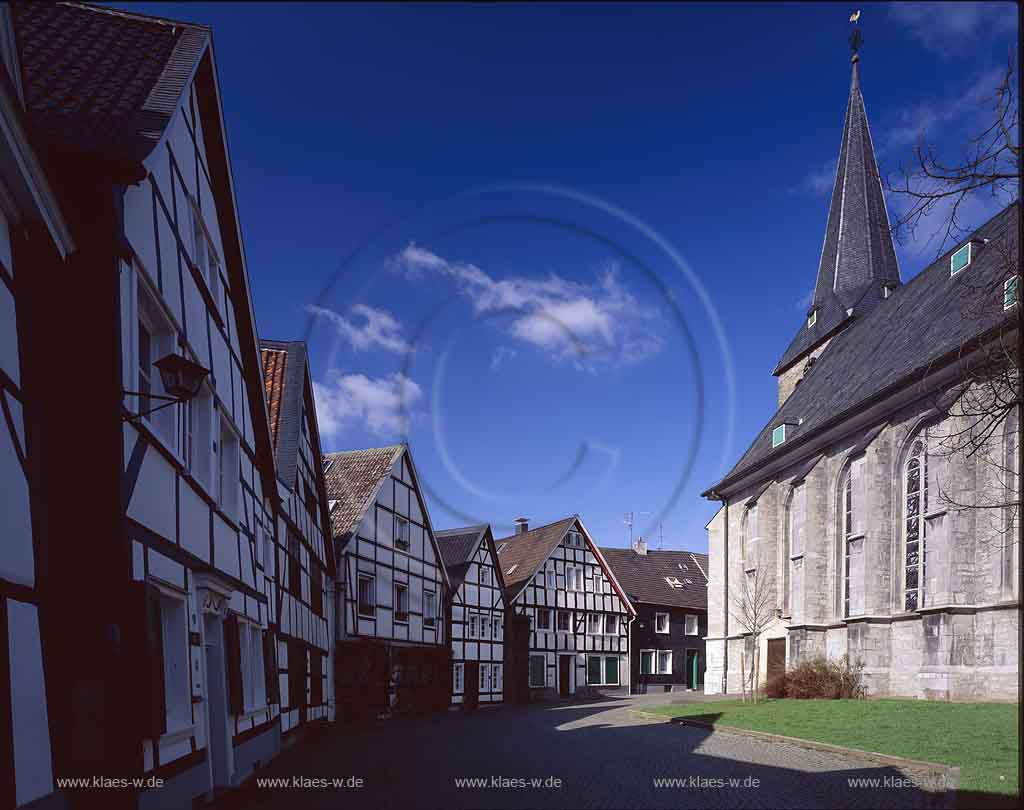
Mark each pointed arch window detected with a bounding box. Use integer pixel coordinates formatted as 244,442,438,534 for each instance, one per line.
785,484,806,619
742,504,759,570
841,456,866,617
903,441,928,611
1001,409,1019,598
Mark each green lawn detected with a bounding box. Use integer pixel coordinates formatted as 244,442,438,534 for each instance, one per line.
650,699,1019,798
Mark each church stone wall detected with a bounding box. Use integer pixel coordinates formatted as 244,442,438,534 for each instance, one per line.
705,387,1019,702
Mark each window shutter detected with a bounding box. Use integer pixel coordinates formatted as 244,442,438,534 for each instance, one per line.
224,614,245,715
262,631,280,705
127,582,168,738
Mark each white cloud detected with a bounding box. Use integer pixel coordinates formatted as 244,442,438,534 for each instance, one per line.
307,303,410,354
794,158,838,197
313,372,422,439
888,2,1016,53
393,246,663,368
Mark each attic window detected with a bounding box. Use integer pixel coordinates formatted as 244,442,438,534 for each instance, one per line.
772,424,787,448
506,564,518,576
665,576,684,589
950,243,971,276
807,309,817,328
1004,276,1019,310
328,500,338,512
496,543,506,553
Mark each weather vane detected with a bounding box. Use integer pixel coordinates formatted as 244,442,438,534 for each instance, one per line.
849,10,863,60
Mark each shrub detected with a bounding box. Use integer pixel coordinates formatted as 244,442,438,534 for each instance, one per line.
765,672,787,699
785,655,865,699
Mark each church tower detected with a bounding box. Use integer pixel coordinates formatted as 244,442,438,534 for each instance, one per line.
774,42,900,405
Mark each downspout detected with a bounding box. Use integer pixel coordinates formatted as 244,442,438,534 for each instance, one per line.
627,611,636,695
722,498,729,695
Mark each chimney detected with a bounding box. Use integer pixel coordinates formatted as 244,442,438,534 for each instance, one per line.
514,517,530,535
633,536,647,555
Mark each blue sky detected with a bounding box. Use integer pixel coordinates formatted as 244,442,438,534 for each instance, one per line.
123,2,1018,549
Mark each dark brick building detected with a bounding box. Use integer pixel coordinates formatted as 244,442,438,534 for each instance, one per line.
601,541,708,693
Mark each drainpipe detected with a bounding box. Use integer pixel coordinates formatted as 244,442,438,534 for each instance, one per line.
627,611,636,695
708,492,729,695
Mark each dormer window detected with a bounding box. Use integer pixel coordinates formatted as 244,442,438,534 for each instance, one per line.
950,243,971,276
772,424,786,448
807,309,817,328
665,576,683,589
1004,276,1019,310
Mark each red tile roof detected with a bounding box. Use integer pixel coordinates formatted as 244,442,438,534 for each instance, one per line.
260,347,287,452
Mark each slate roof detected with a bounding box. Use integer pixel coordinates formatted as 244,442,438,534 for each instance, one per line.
709,202,1020,496
323,445,404,547
775,59,901,375
599,548,708,611
13,2,209,164
436,524,492,593
259,340,308,488
495,516,578,600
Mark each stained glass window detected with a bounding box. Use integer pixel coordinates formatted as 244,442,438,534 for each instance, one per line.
904,441,928,611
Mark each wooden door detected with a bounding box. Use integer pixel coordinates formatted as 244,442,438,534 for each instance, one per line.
558,655,571,697
766,638,786,682
464,662,479,709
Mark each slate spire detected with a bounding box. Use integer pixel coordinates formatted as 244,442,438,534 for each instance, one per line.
774,48,901,376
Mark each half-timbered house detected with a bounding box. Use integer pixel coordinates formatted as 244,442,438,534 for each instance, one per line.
436,525,507,707
8,4,289,806
0,6,76,807
496,517,635,699
260,340,335,737
324,445,450,719
601,540,709,693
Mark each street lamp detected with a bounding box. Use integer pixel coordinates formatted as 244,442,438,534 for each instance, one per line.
123,352,209,422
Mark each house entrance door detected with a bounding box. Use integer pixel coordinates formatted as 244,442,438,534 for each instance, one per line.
464,662,479,709
203,614,233,788
766,638,786,683
558,656,571,697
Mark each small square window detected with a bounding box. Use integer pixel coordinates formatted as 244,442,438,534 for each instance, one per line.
1004,276,1019,310
772,424,786,448
655,612,670,634
950,243,971,276
586,614,602,634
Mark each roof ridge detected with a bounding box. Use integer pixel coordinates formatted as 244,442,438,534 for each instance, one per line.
67,1,210,31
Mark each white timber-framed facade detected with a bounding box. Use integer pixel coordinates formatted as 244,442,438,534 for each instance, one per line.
496,517,636,699
260,340,335,737
436,524,508,707
325,444,451,718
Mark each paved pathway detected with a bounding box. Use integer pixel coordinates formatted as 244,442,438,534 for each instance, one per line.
230,695,950,809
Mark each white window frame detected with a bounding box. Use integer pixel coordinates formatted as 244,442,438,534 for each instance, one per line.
237,616,267,714
586,654,620,686
394,582,409,624
685,614,698,635
480,567,491,586
586,613,602,635
654,612,670,634
394,516,410,550
216,414,240,519
536,608,552,631
950,242,971,276
493,663,503,692
480,663,490,692
603,613,618,636
357,573,376,618
157,587,191,735
657,650,673,675
1004,276,1019,310
772,424,786,448
424,589,437,628
546,570,556,589
135,284,177,445
807,309,816,328
556,610,571,633
481,614,491,639
453,662,464,694
469,612,479,639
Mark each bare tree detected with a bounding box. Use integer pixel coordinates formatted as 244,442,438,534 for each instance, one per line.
729,563,776,704
885,49,1020,558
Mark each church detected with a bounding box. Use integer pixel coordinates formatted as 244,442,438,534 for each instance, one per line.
703,47,1019,701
